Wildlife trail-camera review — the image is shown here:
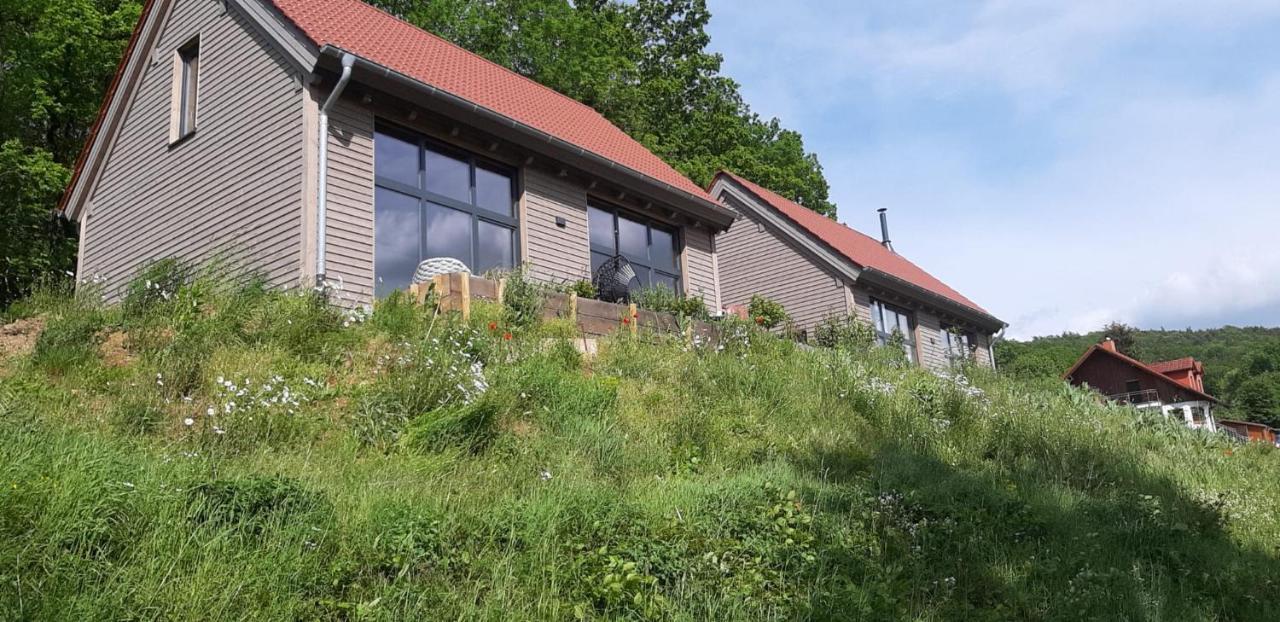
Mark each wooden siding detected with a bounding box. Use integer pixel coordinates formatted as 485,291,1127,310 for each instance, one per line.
321,94,376,307
683,227,718,312
523,168,590,284
80,0,306,299
914,310,946,371
716,196,849,333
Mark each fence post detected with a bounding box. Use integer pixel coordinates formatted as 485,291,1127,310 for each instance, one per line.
431,274,449,310
568,292,578,322
627,303,638,336
496,277,507,304
459,273,471,321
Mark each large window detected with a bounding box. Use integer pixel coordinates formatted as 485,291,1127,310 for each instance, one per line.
588,202,681,293
871,299,916,364
373,126,518,297
942,325,975,366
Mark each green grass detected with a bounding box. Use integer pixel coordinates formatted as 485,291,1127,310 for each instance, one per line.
1,271,1279,620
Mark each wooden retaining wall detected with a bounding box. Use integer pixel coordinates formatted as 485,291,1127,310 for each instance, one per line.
409,272,721,342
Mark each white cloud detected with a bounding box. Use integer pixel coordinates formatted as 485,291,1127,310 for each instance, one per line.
708,0,1280,339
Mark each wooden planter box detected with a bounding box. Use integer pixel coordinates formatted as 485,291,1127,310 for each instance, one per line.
410,272,721,342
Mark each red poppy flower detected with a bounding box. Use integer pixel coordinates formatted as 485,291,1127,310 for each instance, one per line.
488,321,497,331
503,332,513,341
622,317,630,325
755,316,765,325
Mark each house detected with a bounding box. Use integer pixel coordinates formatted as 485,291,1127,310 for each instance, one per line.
60,0,735,310
708,172,1005,369
1217,419,1278,446
1064,338,1219,430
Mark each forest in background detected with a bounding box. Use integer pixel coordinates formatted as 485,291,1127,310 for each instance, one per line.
996,324,1280,428
0,0,833,308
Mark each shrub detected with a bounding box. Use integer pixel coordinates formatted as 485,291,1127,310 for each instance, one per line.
500,268,546,329
31,308,105,374
632,284,709,320
747,295,787,329
121,258,191,319
813,314,875,351
186,475,331,537
568,279,598,300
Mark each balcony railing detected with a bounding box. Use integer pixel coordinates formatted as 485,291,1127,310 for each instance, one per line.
1107,388,1161,406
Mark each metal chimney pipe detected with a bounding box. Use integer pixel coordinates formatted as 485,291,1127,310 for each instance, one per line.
877,208,893,251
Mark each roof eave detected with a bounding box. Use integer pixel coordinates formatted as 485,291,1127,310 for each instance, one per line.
324,47,736,231
858,268,1007,332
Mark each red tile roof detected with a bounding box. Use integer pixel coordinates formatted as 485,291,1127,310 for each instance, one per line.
1063,345,1218,403
1150,357,1199,374
715,171,994,318
269,0,713,203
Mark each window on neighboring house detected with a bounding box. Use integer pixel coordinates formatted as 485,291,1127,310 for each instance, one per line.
172,38,199,142
1190,406,1207,425
871,299,916,364
942,325,975,366
373,125,518,297
587,201,681,295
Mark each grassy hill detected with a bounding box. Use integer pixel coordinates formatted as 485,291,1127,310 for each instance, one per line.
2,273,1279,620
996,327,1280,426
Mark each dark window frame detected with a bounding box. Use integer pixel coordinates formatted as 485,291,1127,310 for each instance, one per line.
942,324,976,366
871,298,917,364
177,38,200,138
373,122,520,289
587,199,682,293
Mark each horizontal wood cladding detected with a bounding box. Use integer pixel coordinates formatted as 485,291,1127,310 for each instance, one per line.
322,95,375,307
683,227,718,312
716,199,849,333
523,167,590,284
81,0,307,299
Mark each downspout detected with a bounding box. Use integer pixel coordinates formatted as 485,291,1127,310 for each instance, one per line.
316,52,356,284
989,327,1004,371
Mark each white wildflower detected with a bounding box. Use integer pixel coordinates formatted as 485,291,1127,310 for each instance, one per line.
183,417,195,426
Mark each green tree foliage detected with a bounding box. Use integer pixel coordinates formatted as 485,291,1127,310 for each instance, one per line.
1102,321,1142,359
997,325,1280,427
0,142,77,305
370,0,836,216
0,0,141,306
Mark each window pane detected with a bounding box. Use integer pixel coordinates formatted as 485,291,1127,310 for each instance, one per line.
618,214,647,260
424,146,471,203
590,251,610,276
475,165,513,216
374,187,420,298
476,221,514,274
650,227,676,271
424,201,473,270
653,273,677,292
375,132,419,187
589,206,615,251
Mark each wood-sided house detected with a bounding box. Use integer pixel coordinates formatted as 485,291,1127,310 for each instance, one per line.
1064,339,1220,431
60,0,734,310
709,172,1005,370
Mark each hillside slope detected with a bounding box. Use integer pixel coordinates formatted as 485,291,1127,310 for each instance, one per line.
2,276,1279,620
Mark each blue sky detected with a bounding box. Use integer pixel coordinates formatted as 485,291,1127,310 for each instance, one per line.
705,0,1280,339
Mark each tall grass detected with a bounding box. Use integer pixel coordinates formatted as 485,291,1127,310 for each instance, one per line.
1,266,1278,620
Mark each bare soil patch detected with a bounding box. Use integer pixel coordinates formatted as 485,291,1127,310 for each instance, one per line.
0,317,44,360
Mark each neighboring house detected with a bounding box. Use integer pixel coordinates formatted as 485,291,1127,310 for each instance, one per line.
61,0,734,310
709,172,1005,370
1217,419,1278,446
1064,338,1219,431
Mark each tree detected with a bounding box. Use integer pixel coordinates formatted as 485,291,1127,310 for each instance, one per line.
0,0,140,306
370,0,836,217
1102,322,1141,359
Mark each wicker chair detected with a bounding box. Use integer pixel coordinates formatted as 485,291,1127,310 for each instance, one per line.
412,257,470,285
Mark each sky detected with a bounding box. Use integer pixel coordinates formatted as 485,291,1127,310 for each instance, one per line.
705,0,1280,339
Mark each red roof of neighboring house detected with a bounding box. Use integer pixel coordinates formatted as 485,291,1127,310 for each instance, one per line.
714,171,994,318
1150,357,1200,374
268,0,713,203
1063,344,1218,403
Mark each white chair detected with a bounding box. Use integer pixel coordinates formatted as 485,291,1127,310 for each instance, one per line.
412,257,470,285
